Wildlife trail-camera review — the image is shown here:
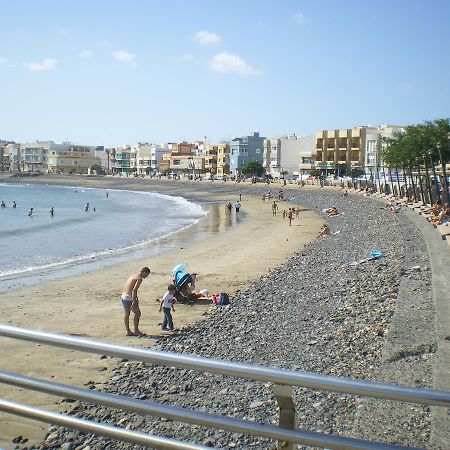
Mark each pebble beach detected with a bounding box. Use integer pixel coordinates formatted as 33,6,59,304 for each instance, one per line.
1,176,448,449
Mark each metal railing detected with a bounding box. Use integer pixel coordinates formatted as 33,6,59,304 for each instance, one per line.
1,324,449,449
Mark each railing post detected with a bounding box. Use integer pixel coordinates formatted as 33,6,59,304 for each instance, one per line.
275,384,297,450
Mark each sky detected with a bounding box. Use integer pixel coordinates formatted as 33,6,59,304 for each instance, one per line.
1,0,450,147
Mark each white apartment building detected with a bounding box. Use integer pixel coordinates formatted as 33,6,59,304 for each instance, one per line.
364,125,405,173
264,134,316,179
113,143,171,174
2,141,100,173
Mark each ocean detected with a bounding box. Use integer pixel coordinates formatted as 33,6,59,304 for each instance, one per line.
0,183,207,291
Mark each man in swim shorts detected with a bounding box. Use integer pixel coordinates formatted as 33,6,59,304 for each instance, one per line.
121,267,150,336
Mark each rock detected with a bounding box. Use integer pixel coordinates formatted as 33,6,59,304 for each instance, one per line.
249,400,264,409
44,432,59,444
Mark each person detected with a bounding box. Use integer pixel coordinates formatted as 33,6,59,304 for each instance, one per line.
93,206,96,212
317,224,331,237
239,192,242,201
1,201,5,208
120,267,150,336
322,207,338,217
85,202,90,212
173,268,197,301
12,201,16,208
159,284,176,331
50,207,54,216
287,208,293,226
28,208,33,217
235,201,241,213
106,192,109,198
432,203,449,227
227,201,232,213
272,201,278,216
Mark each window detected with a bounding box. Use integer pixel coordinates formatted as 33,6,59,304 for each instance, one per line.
256,148,261,154
172,160,180,165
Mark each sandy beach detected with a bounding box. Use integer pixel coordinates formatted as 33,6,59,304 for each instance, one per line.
0,176,323,447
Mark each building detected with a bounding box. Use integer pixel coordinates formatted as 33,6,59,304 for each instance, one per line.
204,145,218,175
167,154,204,177
297,135,316,175
216,142,230,177
2,141,100,173
364,125,405,174
229,131,265,176
264,134,315,179
46,142,100,173
315,127,373,175
1,143,20,171
113,146,132,173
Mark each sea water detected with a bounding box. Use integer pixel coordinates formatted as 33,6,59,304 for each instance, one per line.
0,183,207,291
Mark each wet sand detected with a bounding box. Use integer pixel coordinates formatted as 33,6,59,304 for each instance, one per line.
0,176,323,447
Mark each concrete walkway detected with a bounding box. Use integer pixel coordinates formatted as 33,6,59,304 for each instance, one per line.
403,206,450,449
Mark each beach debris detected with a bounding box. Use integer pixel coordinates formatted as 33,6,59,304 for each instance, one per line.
346,250,384,267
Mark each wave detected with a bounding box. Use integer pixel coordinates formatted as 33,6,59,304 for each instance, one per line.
3,215,92,237
0,215,204,279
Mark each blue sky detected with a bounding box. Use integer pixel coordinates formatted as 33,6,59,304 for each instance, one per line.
1,0,449,147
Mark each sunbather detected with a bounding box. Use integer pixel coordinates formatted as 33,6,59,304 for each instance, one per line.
317,224,331,237
432,204,450,227
322,207,338,216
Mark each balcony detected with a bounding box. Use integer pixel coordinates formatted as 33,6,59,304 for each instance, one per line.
298,162,314,170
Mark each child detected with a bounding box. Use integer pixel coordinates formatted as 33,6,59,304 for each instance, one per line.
159,284,176,331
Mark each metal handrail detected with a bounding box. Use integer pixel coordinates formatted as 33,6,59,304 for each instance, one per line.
1,325,449,407
0,399,212,450
0,371,417,450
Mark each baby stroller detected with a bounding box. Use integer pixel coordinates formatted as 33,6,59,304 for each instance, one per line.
172,263,197,304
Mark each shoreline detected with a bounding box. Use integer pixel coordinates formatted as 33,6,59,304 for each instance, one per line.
0,175,324,447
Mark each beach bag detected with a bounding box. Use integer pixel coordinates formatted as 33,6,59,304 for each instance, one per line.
212,293,230,305
219,292,230,305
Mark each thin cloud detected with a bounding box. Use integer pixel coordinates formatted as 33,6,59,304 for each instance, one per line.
80,49,94,58
179,53,193,61
25,58,57,71
112,50,137,66
194,31,221,46
210,51,260,76
294,12,308,24
0,57,5,64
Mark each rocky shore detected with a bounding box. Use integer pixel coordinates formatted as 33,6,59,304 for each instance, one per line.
23,183,436,449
